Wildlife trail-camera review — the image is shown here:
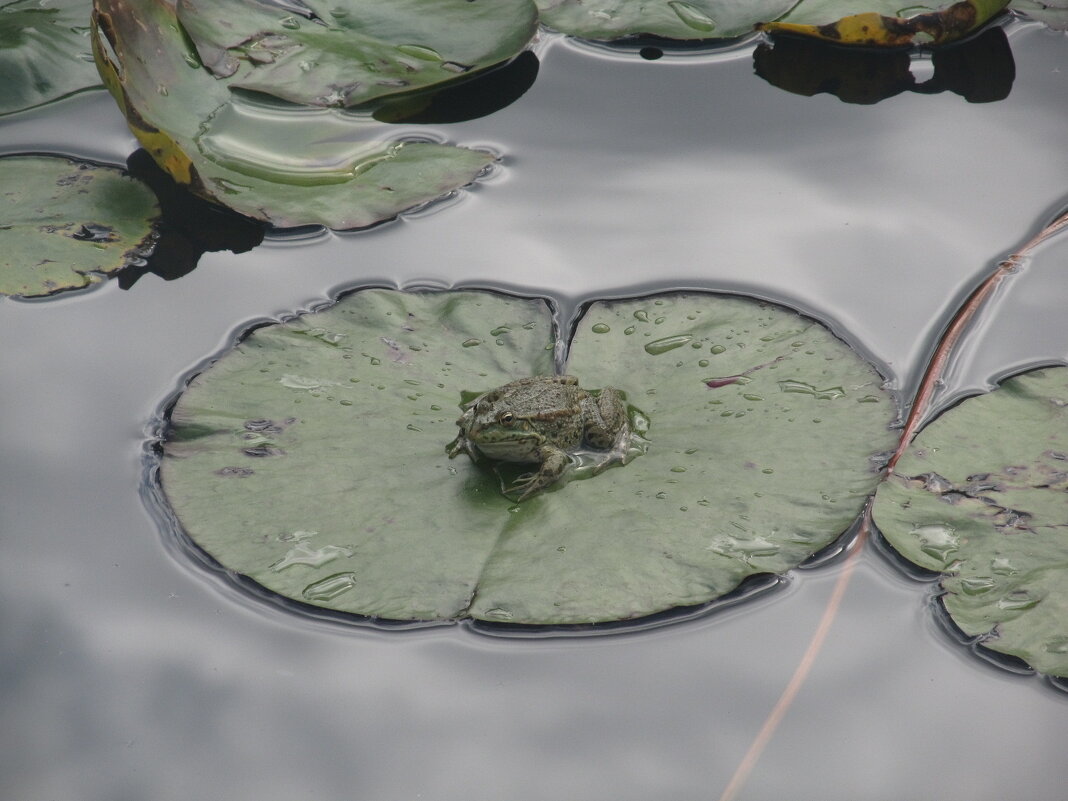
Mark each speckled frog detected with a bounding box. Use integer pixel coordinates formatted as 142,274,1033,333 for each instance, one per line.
446,375,628,500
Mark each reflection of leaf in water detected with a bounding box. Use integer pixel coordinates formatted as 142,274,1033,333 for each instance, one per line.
0,155,159,298
372,51,540,125
755,25,1014,104
874,366,1068,678
91,0,500,229
0,0,101,117
118,149,265,290
755,35,914,105
159,289,897,626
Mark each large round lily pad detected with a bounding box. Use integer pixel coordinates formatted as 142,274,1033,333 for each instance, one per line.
176,0,539,107
0,155,159,297
160,289,897,625
92,0,498,229
0,0,101,117
873,366,1068,677
534,0,795,41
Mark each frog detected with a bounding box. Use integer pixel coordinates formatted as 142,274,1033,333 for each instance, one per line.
446,375,628,500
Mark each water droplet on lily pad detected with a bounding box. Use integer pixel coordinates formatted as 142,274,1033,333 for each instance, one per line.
303,572,358,602
667,0,717,31
397,44,442,61
998,590,1041,611
913,524,959,562
644,335,692,355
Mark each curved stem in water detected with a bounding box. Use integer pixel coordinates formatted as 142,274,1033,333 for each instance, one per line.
718,206,1068,800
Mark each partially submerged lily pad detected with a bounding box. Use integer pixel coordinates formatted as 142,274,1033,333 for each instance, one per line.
92,0,498,229
873,366,1068,677
0,0,101,116
0,155,159,297
534,0,795,41
759,0,1009,46
160,289,897,625
176,0,539,107
189,93,497,229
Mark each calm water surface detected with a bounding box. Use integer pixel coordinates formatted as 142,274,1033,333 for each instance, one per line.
3,19,1068,800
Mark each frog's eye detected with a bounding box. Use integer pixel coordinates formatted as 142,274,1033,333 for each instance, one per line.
499,412,516,425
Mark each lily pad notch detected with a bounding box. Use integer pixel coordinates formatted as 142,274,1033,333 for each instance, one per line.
156,288,898,628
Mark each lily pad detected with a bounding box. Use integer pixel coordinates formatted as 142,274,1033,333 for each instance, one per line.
91,0,497,229
0,0,101,116
758,0,1009,46
873,366,1068,677
534,0,795,40
160,289,897,625
1009,0,1068,29
176,0,539,107
189,94,498,229
0,154,159,297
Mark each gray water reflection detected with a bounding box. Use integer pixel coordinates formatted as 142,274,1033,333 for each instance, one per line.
3,17,1068,801
4,553,1066,800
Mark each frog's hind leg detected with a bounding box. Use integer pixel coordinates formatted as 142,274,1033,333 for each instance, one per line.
510,447,570,500
583,387,628,449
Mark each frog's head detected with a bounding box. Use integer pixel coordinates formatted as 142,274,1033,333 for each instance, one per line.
460,396,544,462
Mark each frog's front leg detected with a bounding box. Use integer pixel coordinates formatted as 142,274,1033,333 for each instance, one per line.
446,432,479,461
510,445,570,500
582,387,628,449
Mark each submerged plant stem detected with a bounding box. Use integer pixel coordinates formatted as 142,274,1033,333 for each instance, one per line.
889,207,1068,471
725,208,1068,799
717,517,869,801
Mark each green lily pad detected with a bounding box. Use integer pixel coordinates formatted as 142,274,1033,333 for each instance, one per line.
160,289,897,625
873,367,1068,677
176,0,539,108
534,0,795,40
92,0,497,229
0,155,159,297
759,0,1009,46
0,0,101,117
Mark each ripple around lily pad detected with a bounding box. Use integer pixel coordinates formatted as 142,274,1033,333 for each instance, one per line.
158,288,897,627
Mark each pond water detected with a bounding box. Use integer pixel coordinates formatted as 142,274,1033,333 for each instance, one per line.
3,16,1068,800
